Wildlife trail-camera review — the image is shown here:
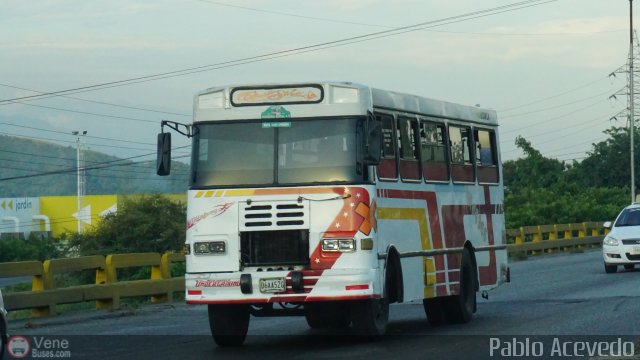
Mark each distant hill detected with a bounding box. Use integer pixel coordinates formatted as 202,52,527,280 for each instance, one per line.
0,135,190,197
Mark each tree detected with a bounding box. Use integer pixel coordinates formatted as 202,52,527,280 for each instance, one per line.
502,135,627,228
69,194,186,255
503,136,566,190
568,126,640,191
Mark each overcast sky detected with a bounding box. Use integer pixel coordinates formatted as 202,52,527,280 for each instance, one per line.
0,0,634,165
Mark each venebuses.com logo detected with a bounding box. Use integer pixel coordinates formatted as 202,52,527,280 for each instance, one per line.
7,336,30,358
7,335,72,359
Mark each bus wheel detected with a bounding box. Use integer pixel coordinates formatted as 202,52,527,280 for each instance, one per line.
304,302,350,329
423,297,447,326
351,298,389,339
445,248,476,324
208,304,250,347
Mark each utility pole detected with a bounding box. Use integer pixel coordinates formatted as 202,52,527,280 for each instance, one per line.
72,130,87,233
610,1,638,203
631,0,636,203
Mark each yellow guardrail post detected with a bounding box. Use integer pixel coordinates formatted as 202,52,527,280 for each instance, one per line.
539,225,556,253
584,222,602,249
151,255,167,304
35,260,55,317
578,223,588,250
98,255,118,310
522,225,542,255
159,252,186,303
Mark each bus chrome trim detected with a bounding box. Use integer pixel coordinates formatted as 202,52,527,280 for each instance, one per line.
378,244,507,259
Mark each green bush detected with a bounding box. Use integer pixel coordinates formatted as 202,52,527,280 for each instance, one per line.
69,194,186,256
0,233,63,262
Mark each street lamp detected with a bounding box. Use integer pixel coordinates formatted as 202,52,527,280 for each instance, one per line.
72,130,87,233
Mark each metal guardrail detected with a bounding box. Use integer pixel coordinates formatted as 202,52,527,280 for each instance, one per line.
0,223,608,318
506,222,606,255
0,252,185,317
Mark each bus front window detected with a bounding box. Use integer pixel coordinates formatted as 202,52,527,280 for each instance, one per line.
278,119,358,184
193,122,275,187
192,118,362,188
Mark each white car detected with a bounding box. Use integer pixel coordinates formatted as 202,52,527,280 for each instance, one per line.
603,204,640,273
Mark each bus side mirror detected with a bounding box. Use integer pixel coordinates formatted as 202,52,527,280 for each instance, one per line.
364,122,382,165
157,132,171,176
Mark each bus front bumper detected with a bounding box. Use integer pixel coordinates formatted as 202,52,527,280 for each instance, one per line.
185,268,379,304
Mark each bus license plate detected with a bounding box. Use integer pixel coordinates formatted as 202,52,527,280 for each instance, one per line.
259,278,286,293
631,246,640,255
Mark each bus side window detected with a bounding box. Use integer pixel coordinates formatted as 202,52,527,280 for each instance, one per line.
376,113,398,181
398,116,421,181
475,129,499,184
420,120,449,182
449,125,474,183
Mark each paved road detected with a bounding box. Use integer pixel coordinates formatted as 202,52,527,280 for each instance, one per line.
8,250,640,359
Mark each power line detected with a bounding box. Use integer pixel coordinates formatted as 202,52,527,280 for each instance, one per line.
0,145,191,182
0,131,154,151
0,156,190,176
0,0,558,104
198,0,620,37
500,110,617,147
0,122,156,146
5,101,159,124
501,98,611,135
0,145,189,165
498,76,611,112
500,88,616,119
0,82,191,117
0,158,188,182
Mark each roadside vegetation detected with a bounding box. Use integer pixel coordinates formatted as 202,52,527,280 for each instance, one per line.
504,126,634,228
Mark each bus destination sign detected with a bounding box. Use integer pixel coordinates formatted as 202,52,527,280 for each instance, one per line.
231,85,323,106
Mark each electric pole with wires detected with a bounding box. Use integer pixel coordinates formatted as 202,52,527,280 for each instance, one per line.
610,0,638,202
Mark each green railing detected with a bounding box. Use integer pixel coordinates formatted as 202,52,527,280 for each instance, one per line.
0,223,607,317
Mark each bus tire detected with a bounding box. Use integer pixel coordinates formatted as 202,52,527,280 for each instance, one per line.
304,302,350,329
208,304,250,347
444,248,476,324
351,298,389,339
423,297,447,326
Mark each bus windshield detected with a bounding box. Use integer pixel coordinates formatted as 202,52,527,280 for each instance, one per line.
191,118,362,187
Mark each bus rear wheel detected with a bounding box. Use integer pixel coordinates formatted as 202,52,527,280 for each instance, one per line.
351,298,389,339
208,304,250,347
444,248,476,324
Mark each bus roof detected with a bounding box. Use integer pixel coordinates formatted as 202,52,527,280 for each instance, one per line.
194,81,497,126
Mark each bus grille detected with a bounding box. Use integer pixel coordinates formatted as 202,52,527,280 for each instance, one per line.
240,200,309,231
240,230,309,267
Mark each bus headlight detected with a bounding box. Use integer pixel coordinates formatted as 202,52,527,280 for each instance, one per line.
194,241,226,255
322,239,356,252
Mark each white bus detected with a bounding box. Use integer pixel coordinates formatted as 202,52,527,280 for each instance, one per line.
157,81,509,346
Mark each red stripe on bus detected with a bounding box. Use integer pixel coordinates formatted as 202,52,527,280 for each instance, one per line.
345,284,369,291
